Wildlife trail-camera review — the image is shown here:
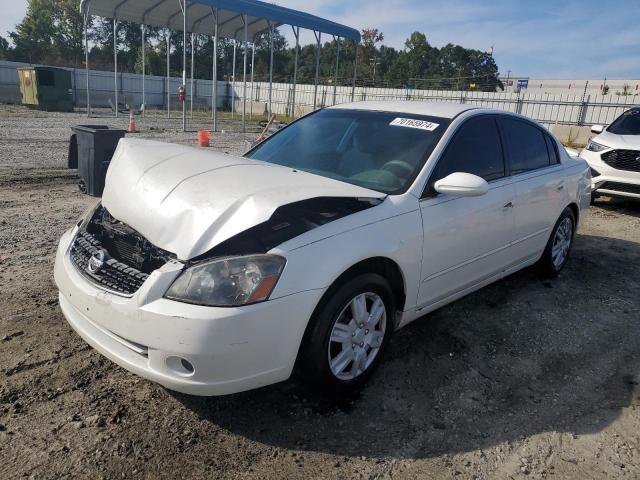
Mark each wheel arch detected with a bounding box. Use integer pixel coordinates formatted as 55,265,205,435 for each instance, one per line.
324,257,407,315
292,256,407,375
567,202,579,226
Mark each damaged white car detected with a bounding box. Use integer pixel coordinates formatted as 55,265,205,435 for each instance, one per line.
54,102,591,396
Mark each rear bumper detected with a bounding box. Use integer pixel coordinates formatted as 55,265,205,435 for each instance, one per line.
581,149,640,199
54,227,322,396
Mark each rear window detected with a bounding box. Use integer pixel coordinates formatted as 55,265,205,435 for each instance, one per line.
607,108,640,135
500,118,551,174
544,134,560,165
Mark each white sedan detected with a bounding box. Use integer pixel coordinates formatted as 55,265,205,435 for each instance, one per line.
580,106,640,200
54,101,591,396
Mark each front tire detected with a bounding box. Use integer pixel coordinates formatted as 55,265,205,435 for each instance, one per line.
298,273,394,395
539,207,576,277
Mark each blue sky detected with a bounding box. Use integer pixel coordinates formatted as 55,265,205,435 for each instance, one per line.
1,0,639,79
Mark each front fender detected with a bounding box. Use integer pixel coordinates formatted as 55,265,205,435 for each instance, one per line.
269,207,423,314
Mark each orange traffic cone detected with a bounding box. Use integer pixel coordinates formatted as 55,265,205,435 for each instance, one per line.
128,109,137,133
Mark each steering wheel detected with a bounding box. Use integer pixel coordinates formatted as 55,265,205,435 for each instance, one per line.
381,160,414,179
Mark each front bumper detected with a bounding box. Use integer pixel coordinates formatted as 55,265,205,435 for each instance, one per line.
54,228,322,396
580,149,640,199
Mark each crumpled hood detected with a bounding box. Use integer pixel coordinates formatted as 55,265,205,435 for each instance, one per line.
102,138,384,260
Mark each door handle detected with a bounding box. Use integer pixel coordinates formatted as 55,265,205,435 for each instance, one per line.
556,183,565,191
503,201,514,208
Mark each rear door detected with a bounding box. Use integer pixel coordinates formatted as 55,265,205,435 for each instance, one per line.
498,117,566,262
417,115,517,309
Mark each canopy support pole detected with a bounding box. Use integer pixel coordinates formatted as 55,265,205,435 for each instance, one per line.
268,22,274,117
83,3,90,117
351,41,358,102
190,32,195,118
333,36,340,105
242,15,248,133
141,24,145,116
211,8,218,131
249,42,255,120
291,26,299,119
181,0,187,132
166,32,170,118
313,31,322,110
231,40,236,118
113,18,118,117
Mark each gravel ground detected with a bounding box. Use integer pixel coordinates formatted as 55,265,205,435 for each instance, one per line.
1,105,640,479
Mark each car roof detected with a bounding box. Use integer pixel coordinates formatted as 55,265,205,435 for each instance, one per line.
328,101,476,119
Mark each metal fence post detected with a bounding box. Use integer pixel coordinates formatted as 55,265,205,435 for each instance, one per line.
83,4,91,116
313,31,321,110
579,94,590,126
350,41,358,102
578,81,589,126
113,18,118,117
516,93,524,114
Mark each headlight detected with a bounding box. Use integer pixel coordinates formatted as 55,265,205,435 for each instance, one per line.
586,140,609,152
165,255,286,307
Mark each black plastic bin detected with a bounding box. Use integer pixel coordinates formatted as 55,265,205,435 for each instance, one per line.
68,125,126,196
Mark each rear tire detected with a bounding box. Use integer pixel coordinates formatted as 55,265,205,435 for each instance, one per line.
298,273,394,395
538,207,576,277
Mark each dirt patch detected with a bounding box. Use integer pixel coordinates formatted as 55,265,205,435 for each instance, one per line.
1,105,640,479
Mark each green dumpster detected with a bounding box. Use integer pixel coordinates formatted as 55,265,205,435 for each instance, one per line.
17,66,74,112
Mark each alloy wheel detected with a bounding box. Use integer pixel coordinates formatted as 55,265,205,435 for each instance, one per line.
551,217,573,269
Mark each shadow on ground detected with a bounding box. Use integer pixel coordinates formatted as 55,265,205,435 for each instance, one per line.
176,233,640,459
594,195,640,218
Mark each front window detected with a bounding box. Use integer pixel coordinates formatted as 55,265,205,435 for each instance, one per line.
607,108,640,135
245,109,449,194
432,116,506,183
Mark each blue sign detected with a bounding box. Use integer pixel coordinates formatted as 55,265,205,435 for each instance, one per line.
517,79,529,89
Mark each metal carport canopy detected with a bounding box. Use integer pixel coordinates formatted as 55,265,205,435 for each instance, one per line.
82,0,361,41
81,0,361,133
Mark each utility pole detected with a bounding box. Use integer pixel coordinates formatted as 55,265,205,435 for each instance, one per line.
506,70,511,92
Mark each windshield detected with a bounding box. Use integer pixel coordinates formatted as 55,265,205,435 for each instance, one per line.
245,109,449,194
607,107,640,135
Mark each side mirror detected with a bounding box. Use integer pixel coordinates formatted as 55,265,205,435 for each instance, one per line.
434,172,489,197
591,125,604,134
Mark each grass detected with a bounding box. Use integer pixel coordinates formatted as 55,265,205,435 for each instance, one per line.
564,127,582,149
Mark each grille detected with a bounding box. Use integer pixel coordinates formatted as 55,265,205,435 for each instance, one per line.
601,149,640,172
599,182,640,195
110,235,145,270
70,230,149,296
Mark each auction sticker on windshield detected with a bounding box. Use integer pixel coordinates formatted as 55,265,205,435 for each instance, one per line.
390,118,440,131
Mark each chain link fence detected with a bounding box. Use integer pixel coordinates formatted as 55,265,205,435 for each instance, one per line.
2,60,638,128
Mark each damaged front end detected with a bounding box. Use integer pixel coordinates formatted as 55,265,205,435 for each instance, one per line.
198,196,381,258
70,205,175,296
70,196,380,300
162,196,382,307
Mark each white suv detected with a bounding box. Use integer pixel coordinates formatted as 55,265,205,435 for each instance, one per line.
580,106,640,200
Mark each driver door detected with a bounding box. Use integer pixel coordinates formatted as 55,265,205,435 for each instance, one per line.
416,115,517,310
